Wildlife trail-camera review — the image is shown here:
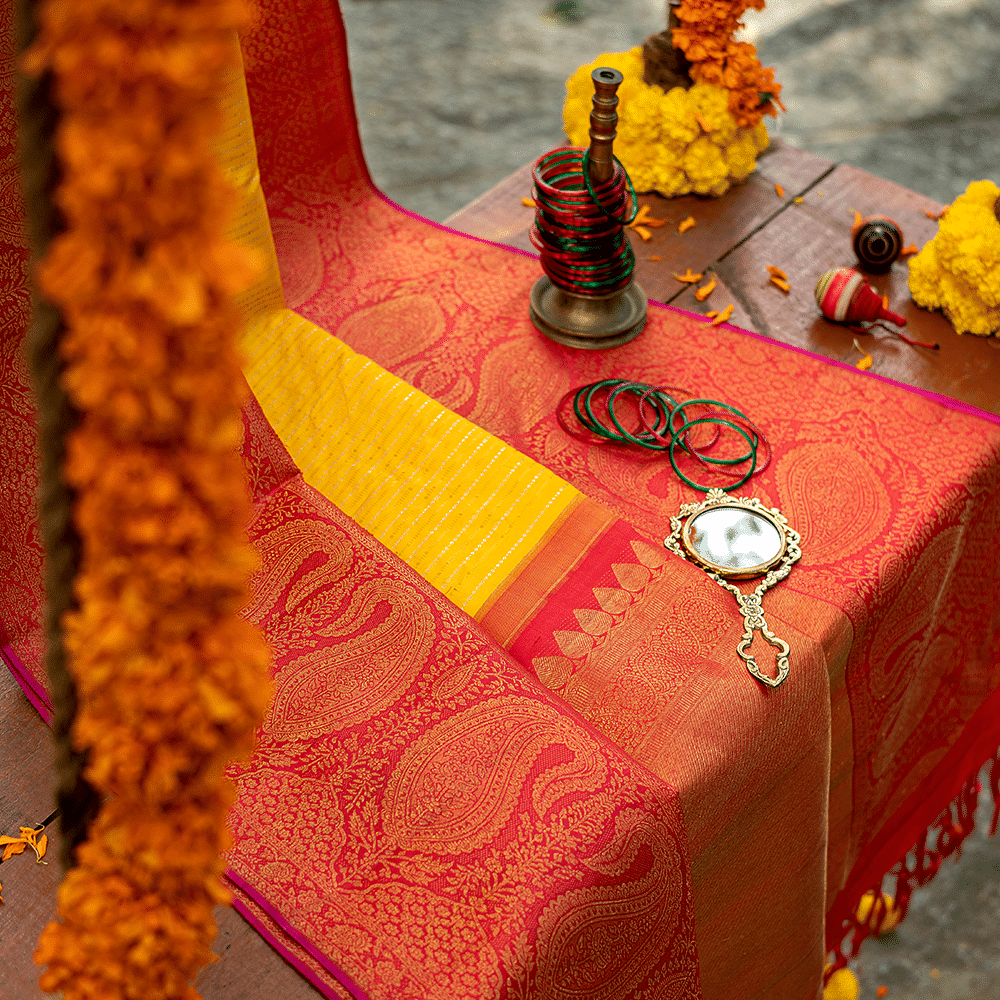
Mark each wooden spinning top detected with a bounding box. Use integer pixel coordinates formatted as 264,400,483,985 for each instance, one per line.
852,214,904,273
529,67,648,350
815,267,906,326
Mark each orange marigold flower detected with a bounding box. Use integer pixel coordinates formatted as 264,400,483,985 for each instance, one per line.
24,0,273,994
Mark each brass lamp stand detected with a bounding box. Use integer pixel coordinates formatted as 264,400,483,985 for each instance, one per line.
529,67,648,350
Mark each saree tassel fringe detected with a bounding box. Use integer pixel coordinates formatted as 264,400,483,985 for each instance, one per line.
824,745,1000,984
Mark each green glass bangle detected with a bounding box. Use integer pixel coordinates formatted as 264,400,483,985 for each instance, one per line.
581,149,639,226
574,380,627,442
669,416,758,492
606,383,674,449
670,398,758,467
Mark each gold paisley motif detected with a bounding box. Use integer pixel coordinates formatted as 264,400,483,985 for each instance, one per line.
385,697,606,854
245,516,353,624
265,577,434,737
269,216,324,308
335,293,446,370
775,441,891,565
533,809,686,1000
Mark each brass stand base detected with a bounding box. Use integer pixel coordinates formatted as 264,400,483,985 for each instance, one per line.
529,276,648,350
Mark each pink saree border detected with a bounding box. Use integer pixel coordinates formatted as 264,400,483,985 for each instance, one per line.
225,871,371,1000
1,643,52,723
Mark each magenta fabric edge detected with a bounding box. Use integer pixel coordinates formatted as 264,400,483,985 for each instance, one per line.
371,186,542,262
364,185,1000,430
1,643,53,724
224,869,372,1000
659,301,1000,428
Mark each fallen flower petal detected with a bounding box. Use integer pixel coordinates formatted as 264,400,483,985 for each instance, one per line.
678,215,696,233
633,225,652,241
642,217,666,228
705,310,719,318
853,337,873,370
770,276,790,293
695,279,716,301
876,988,888,998
673,268,703,283
899,243,919,256
853,210,863,229
646,255,661,261
710,304,734,326
2,840,27,862
521,197,536,207
775,183,784,197
628,204,651,228
766,265,787,280
794,196,804,204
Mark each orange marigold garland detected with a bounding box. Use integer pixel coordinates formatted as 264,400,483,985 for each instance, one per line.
672,0,784,127
22,0,272,996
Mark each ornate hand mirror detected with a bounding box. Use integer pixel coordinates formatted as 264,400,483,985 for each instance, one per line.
664,489,802,687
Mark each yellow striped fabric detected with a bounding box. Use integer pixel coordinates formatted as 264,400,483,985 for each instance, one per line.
218,38,286,326
242,310,580,614
220,36,580,614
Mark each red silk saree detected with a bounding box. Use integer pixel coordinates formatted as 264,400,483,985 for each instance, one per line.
0,0,998,998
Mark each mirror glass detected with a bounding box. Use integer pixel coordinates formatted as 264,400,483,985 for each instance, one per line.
687,506,783,574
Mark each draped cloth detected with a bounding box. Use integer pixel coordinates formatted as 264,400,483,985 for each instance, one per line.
1,1,1000,999
237,0,1000,996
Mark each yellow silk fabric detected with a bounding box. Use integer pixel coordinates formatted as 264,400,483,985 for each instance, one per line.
220,39,580,614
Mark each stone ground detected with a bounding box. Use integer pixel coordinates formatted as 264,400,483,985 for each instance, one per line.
337,1,1000,995
340,0,1000,221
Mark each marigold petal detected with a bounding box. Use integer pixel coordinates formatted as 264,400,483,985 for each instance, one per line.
709,304,734,325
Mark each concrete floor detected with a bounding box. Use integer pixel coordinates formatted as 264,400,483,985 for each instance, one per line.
337,1,1000,994
340,0,1000,221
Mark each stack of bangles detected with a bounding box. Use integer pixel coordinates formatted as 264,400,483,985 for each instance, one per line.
556,379,770,492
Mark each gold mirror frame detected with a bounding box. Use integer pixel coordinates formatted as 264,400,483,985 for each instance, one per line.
664,489,802,688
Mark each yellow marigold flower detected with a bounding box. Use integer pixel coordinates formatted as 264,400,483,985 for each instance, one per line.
908,179,1000,336
564,47,770,199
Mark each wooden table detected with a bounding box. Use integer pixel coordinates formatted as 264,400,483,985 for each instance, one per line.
1,141,994,999
445,139,1000,416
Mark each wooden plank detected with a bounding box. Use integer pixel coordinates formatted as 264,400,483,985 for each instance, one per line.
443,139,835,301
671,163,1000,415
0,664,55,833
0,669,324,999
197,904,327,1000
0,813,61,1000
442,159,537,252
